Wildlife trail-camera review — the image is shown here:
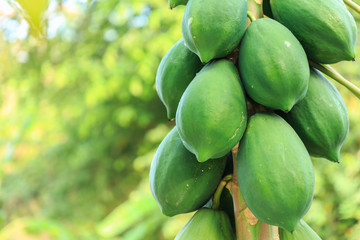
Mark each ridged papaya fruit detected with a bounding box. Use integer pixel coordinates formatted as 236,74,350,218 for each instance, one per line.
238,18,309,112
237,113,315,232
149,127,226,217
181,0,247,63
282,68,349,162
270,0,357,64
279,219,322,240
175,208,235,240
169,0,188,9
176,60,247,162
156,38,203,120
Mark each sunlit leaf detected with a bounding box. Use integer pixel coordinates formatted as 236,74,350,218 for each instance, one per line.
16,0,49,36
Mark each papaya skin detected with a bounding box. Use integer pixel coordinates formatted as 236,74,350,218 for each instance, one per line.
279,219,322,240
181,0,247,63
282,68,349,163
175,208,235,240
237,113,315,232
156,38,203,120
270,0,357,64
149,127,226,217
238,18,309,112
169,0,188,9
176,60,247,162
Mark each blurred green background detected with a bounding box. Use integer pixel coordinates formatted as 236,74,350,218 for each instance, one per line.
0,0,359,239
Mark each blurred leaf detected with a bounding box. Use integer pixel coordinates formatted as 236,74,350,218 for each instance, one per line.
96,187,159,238
16,0,49,36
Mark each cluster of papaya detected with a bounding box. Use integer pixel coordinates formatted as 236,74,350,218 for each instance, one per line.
150,0,357,239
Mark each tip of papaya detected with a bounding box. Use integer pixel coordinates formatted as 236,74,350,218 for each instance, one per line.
196,152,212,163
280,219,298,233
352,58,356,62
166,108,176,120
280,101,295,113
326,149,340,163
199,51,215,64
167,112,175,121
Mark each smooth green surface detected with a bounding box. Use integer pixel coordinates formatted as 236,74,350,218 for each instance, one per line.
149,127,226,216
279,219,322,240
270,0,357,64
283,69,349,162
176,60,247,162
181,0,247,62
156,38,203,119
175,208,235,240
237,113,315,232
238,18,309,112
169,0,188,9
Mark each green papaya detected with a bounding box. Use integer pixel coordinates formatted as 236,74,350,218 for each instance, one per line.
282,68,349,162
237,113,315,232
156,38,203,120
238,18,309,112
279,219,322,240
181,0,247,63
270,0,357,64
176,60,247,162
169,0,188,9
149,127,226,217
175,208,235,240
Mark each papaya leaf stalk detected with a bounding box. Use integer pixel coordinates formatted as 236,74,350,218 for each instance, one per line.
309,61,360,100
211,174,233,210
344,0,360,14
247,11,257,22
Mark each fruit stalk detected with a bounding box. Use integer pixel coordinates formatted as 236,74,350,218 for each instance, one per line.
309,61,360,99
247,11,256,22
212,174,233,210
343,0,360,14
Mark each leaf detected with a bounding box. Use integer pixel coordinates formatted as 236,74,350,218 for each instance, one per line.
16,0,49,36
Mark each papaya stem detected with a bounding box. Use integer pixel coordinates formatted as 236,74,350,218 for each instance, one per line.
343,0,360,14
211,174,233,210
309,61,360,99
247,11,257,22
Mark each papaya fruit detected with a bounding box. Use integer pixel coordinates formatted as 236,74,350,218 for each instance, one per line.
237,113,315,232
279,219,322,240
176,60,247,162
181,0,247,63
270,0,357,64
175,208,235,240
238,18,309,112
156,38,203,120
282,68,349,162
169,0,188,9
149,127,226,217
